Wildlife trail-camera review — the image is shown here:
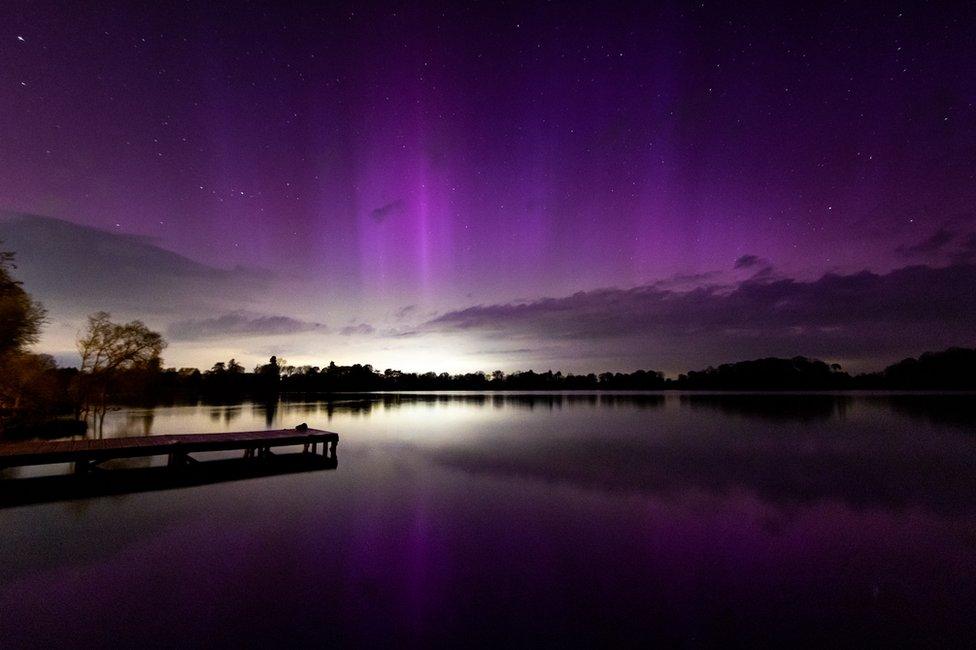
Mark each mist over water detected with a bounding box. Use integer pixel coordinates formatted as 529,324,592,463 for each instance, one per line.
1,393,975,647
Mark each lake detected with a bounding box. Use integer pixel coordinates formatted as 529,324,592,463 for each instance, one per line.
1,393,975,647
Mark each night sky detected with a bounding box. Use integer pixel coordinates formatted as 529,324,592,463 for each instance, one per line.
1,1,975,373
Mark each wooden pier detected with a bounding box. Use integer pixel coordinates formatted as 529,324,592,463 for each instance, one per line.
0,428,339,473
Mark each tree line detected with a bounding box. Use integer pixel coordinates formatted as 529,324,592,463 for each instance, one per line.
145,347,976,398
1,241,974,437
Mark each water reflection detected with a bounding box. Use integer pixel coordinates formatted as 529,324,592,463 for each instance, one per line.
680,393,851,421
22,393,976,517
69,393,976,436
208,405,242,425
2,392,975,647
74,391,976,516
873,394,976,429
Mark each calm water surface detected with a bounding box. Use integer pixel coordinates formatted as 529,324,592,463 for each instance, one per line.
1,393,975,647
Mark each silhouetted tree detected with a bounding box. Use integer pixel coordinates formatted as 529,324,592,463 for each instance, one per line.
255,355,282,395
0,353,60,424
0,246,57,434
675,356,850,390
75,312,166,432
880,347,976,390
0,245,46,357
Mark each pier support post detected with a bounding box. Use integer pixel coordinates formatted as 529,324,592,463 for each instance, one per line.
167,451,188,467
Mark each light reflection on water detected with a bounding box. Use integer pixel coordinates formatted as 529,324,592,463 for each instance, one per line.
1,393,974,647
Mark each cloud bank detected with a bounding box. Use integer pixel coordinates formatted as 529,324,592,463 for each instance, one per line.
897,223,976,264
340,323,375,336
422,263,976,370
0,212,273,317
6,211,975,372
168,312,326,341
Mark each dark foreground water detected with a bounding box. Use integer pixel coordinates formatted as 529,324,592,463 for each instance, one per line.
1,393,975,648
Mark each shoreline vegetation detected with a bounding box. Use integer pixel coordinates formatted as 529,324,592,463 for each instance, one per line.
145,346,976,395
2,243,975,438
2,346,974,440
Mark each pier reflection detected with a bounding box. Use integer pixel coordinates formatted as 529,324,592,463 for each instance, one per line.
0,450,337,509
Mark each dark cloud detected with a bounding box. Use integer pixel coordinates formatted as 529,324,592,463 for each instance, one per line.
395,304,417,319
168,312,325,340
897,227,957,256
369,200,405,223
953,233,976,264
340,323,375,336
383,328,420,338
896,222,976,263
0,212,273,317
733,254,762,269
651,271,722,290
423,264,976,370
732,255,779,282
